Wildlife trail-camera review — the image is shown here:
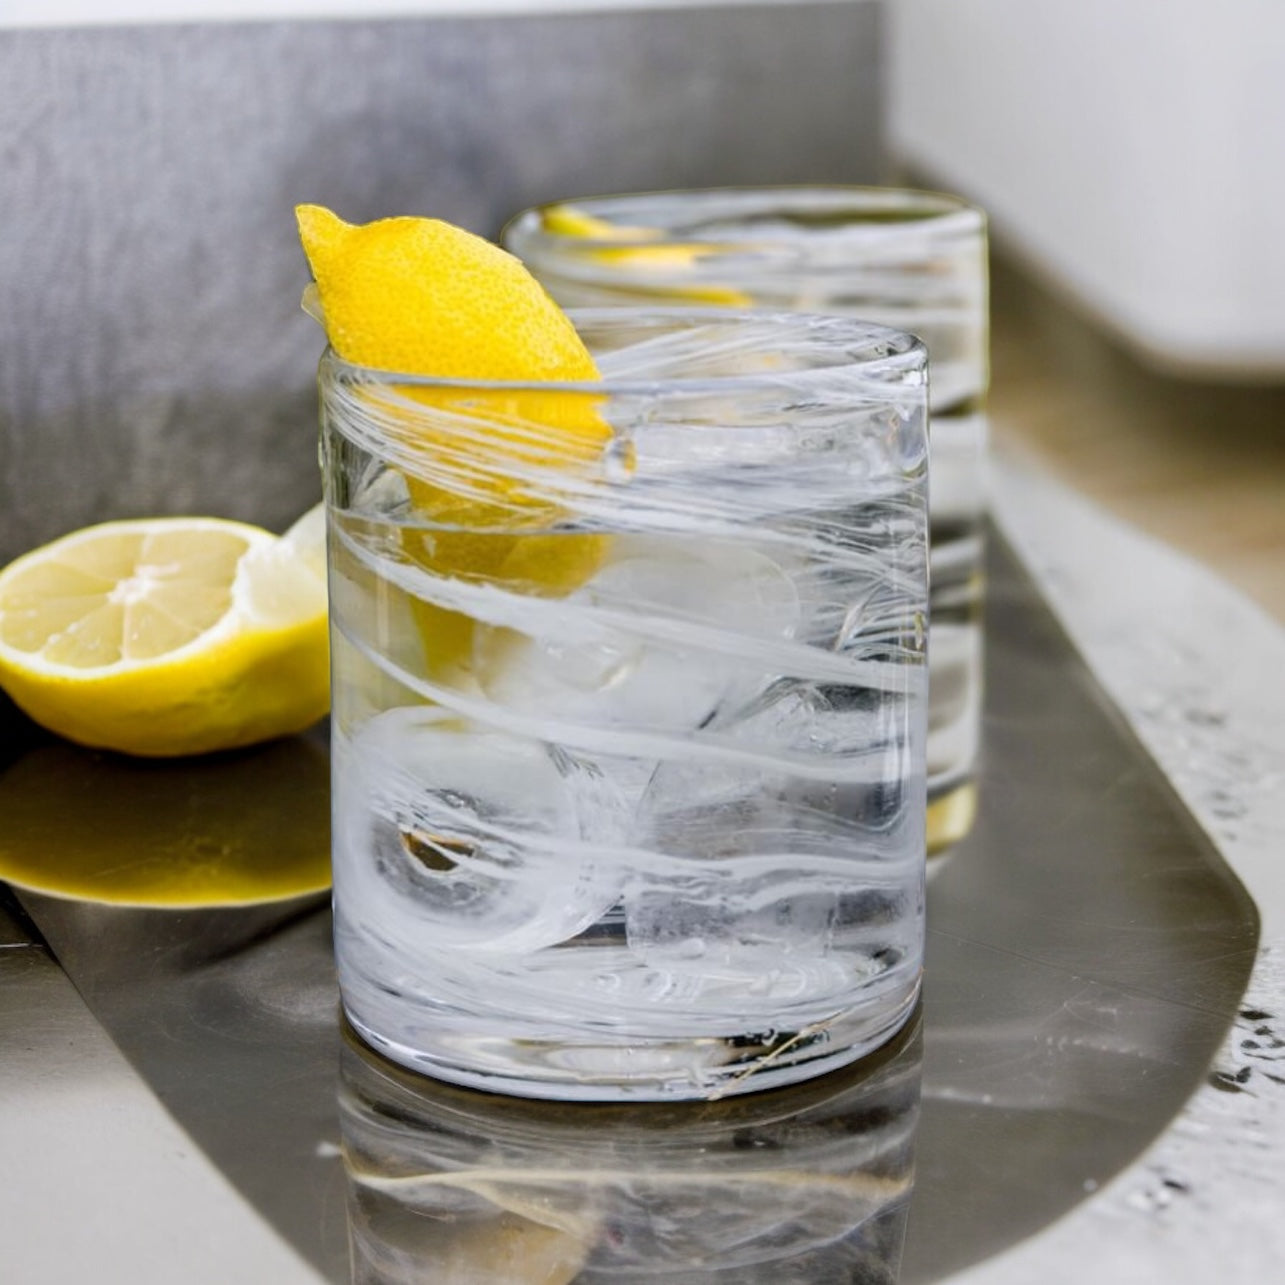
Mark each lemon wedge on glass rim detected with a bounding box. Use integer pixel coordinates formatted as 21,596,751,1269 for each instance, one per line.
295,205,613,676
0,505,329,757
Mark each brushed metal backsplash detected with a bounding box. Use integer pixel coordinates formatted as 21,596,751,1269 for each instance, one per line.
0,6,884,559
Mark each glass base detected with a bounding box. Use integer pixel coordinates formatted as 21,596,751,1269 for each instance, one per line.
926,779,978,855
341,977,922,1103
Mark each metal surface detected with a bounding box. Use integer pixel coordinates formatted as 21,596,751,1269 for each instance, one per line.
0,896,323,1285
0,4,884,566
0,529,1260,1281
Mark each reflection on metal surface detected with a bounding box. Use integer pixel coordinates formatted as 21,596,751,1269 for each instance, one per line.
903,530,1261,1283
339,1015,920,1283
925,782,977,857
0,729,331,906
0,531,1262,1282
0,888,327,1284
12,890,347,1282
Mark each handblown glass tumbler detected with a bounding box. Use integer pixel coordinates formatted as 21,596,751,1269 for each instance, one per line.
321,308,929,1100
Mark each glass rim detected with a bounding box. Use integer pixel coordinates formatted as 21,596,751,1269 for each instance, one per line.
503,184,987,253
318,306,928,398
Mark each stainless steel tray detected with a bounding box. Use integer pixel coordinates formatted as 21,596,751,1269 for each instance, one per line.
0,529,1260,1282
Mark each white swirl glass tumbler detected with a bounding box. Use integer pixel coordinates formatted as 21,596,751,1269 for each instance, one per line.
506,188,987,851
321,308,929,1101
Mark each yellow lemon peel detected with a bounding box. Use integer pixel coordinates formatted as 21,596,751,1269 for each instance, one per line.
296,205,612,676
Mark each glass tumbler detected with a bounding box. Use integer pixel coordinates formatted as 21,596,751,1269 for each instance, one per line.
321,308,928,1101
505,188,988,851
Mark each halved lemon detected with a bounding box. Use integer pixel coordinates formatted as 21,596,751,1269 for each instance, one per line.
0,510,329,756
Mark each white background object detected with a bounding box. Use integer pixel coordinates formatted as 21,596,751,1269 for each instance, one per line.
888,0,1285,379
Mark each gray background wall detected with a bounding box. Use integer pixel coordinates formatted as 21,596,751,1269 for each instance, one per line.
0,5,885,562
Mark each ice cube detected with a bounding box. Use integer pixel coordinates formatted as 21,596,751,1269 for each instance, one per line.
474,535,800,734
622,676,920,993
335,707,626,955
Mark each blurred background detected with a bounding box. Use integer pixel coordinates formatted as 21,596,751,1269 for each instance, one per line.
1,0,1281,618
891,0,1285,626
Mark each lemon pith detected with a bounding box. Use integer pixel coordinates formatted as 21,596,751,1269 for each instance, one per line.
0,516,329,757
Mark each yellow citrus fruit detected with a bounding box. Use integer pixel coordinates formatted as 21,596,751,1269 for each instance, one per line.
296,204,601,384
0,511,329,756
540,204,655,241
295,205,611,676
540,202,752,307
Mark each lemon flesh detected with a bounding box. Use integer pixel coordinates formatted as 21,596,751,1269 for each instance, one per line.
0,515,329,757
296,206,611,676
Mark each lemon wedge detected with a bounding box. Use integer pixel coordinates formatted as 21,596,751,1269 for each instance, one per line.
296,204,601,385
540,204,655,241
0,512,329,756
539,202,752,306
297,204,611,500
296,206,611,676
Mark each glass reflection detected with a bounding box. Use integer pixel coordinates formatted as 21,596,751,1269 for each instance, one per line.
337,1012,921,1283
